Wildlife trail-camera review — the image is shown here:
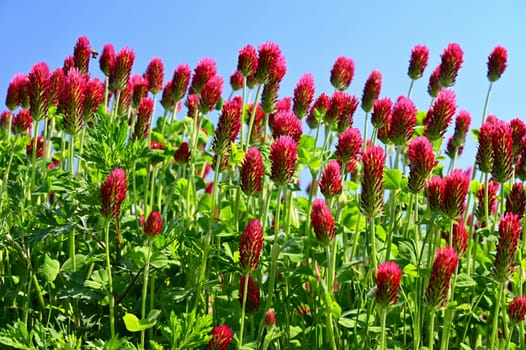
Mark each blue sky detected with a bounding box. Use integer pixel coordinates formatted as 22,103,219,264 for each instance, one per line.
1,0,526,170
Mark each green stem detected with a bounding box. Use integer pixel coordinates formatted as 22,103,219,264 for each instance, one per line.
407,79,415,99
490,282,504,350
483,172,489,227
381,307,388,350
30,120,39,202
239,76,247,147
148,94,157,145
141,239,153,349
111,89,121,122
265,185,283,310
482,82,493,125
363,112,369,150
325,245,337,350
104,220,115,338
68,134,77,271
429,311,436,350
369,217,378,276
239,272,250,349
244,84,263,151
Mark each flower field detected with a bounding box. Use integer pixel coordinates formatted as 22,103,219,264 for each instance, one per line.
0,36,524,349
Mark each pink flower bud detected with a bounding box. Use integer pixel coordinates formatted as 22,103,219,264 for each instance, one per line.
494,213,522,282
49,68,65,106
212,96,242,159
439,43,463,88
375,261,402,307
264,309,276,327
506,183,525,217
174,141,190,165
101,168,127,218
26,136,45,158
330,56,355,91
424,89,456,142
28,62,51,121
131,98,154,140
426,176,445,213
261,81,280,114
476,120,495,173
475,179,499,221
229,71,244,91
452,219,468,255
407,136,437,193
311,198,336,245
73,36,91,75
237,44,258,77
240,147,264,196
144,211,162,238
451,110,471,148
408,44,429,80
84,78,104,120
205,325,233,350
144,57,164,94
389,96,417,146
12,109,32,134
335,127,362,172
59,68,86,135
427,65,442,98
130,74,149,108
293,73,315,119
307,93,330,129
199,75,223,114
99,43,115,77
425,246,459,309
255,42,286,84
190,57,216,95
487,45,507,82
509,296,526,323
109,47,135,92
269,110,302,143
510,118,526,162
270,136,298,186
491,119,513,183
172,64,191,102
360,146,386,217
239,219,264,272
442,168,470,219
371,97,392,129
361,70,382,113
5,73,29,110
319,160,343,199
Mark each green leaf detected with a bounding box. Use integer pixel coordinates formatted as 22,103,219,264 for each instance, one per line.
150,251,170,269
123,313,157,332
455,273,477,288
383,169,403,190
38,255,60,283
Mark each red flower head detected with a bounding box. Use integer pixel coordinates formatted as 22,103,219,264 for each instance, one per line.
491,119,513,183
49,68,65,106
360,145,386,217
475,179,500,222
205,325,233,350
101,168,127,218
494,213,522,282
270,136,298,186
171,64,191,103
407,136,437,193
59,68,86,135
246,103,265,143
276,97,291,112
442,168,470,219
199,75,223,114
109,47,135,92
185,94,198,118
230,71,244,91
0,111,11,131
293,73,315,119
427,65,442,98
239,275,260,314
335,127,362,174
261,81,280,114
26,136,45,158
246,74,257,89
160,81,174,110
446,136,463,160
12,109,32,134
330,56,355,91
476,120,495,173
212,96,242,160
389,96,417,146
239,219,264,272
269,110,302,143
361,69,382,113
131,97,154,140
150,141,165,164
144,57,164,94
451,219,468,255
73,36,91,75
371,97,392,129
337,94,359,133
377,115,392,145
130,74,149,108
425,246,459,309
264,309,276,328
517,137,526,181
99,43,115,77
375,261,402,307
241,147,264,196
439,43,464,88
424,89,456,142
28,62,51,121
237,44,258,77
509,296,526,324
426,176,445,213
63,55,75,74
190,57,217,95
408,44,430,80
487,45,507,82
174,141,191,165
144,211,162,239
307,93,330,129
451,110,471,148
6,73,29,110
311,198,336,245
255,41,286,84
117,84,132,117
506,183,525,218
320,160,343,199
83,78,104,120
510,118,526,162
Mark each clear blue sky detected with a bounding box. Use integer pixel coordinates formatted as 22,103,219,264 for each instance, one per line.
2,0,526,169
